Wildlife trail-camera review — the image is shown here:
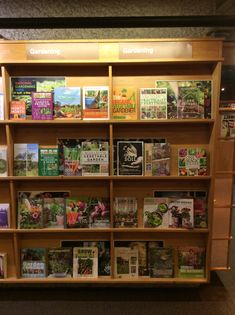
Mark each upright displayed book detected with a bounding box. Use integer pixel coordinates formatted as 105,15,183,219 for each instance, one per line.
21,248,46,278
144,197,169,228
112,87,137,120
178,247,205,278
73,247,98,278
0,86,4,120
14,143,39,176
0,253,7,279
149,247,174,278
168,198,194,229
113,197,138,228
0,146,7,177
47,248,73,278
178,148,207,176
114,247,138,278
39,146,59,176
10,100,26,120
221,113,235,137
83,86,109,120
54,87,82,119
0,204,10,228
140,88,167,120
145,142,171,176
31,92,53,120
43,197,65,229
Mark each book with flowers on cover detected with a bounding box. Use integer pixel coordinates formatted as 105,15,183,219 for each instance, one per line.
168,198,194,229
21,248,46,278
178,148,207,176
73,247,98,278
178,246,205,278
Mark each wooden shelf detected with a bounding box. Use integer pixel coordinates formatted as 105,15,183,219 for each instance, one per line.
219,108,235,112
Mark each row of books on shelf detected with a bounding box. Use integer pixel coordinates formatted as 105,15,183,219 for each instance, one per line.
0,77,212,121
0,139,208,177
0,243,206,279
0,190,207,229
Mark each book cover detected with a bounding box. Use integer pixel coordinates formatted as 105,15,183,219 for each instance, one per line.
43,197,65,229
168,198,194,229
114,247,138,278
140,88,167,120
0,253,7,279
143,197,169,228
178,148,207,176
112,87,137,120
221,114,235,137
0,92,4,120
10,100,26,120
149,247,174,278
21,248,46,278
83,86,109,120
177,86,204,119
39,146,59,176
36,77,65,92
117,141,144,176
151,143,171,176
178,247,205,278
80,140,109,176
0,204,10,228
47,248,72,278
65,197,89,228
73,247,98,278
14,144,39,176
0,146,7,177
113,197,138,228
31,92,53,120
54,87,82,119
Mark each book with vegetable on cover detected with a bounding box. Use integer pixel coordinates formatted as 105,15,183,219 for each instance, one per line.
178,148,207,176
47,248,73,278
143,197,169,228
83,86,109,120
73,247,98,278
54,87,81,119
140,88,167,120
112,87,137,120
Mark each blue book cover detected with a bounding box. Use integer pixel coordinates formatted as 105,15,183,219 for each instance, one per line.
54,87,81,119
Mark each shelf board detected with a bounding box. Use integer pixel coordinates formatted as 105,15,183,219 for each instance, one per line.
219,108,235,112
0,229,15,233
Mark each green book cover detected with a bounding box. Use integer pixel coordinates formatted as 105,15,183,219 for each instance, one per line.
39,146,59,176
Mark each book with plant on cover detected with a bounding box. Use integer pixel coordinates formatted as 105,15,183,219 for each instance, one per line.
112,87,137,120
221,113,235,137
54,87,82,119
14,143,39,176
143,197,169,228
47,248,73,278
148,247,174,278
140,88,167,120
114,247,139,278
80,140,109,176
10,100,26,120
0,204,10,228
39,146,59,176
73,247,98,278
168,198,194,229
83,86,109,120
61,240,111,276
148,142,171,176
178,246,205,278
0,253,7,279
43,197,65,229
113,197,138,228
0,146,7,177
31,92,53,120
21,248,46,278
178,148,207,176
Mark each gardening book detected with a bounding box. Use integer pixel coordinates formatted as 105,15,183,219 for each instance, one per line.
0,204,10,228
112,87,137,120
148,247,174,278
177,86,204,119
83,86,109,120
14,143,39,176
145,142,170,176
43,197,65,229
221,113,235,137
61,240,111,276
0,146,7,177
178,246,205,278
21,248,46,278
113,197,138,228
73,247,98,278
54,87,82,119
168,198,194,229
178,148,207,176
10,100,26,120
47,248,72,278
80,140,109,176
39,146,59,176
31,92,53,120
143,197,169,228
114,247,138,278
0,253,7,279
140,88,167,120
65,197,89,228
117,141,144,176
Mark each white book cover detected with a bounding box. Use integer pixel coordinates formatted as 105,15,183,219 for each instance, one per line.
140,88,167,120
0,93,4,120
114,247,138,278
83,86,109,120
168,198,194,229
0,146,7,177
143,197,169,228
73,247,98,278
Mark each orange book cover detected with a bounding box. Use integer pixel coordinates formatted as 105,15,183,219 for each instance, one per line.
10,100,26,120
112,87,137,120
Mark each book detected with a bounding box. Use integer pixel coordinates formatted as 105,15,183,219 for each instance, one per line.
65,197,89,228
143,197,169,228
80,140,109,176
149,247,174,278
221,114,235,137
43,197,65,229
113,197,138,228
177,86,204,119
39,146,59,176
73,247,98,278
114,247,138,278
112,87,137,120
54,87,82,119
10,100,26,120
168,198,194,228
21,248,46,278
31,92,53,120
178,148,207,176
47,248,72,278
151,143,170,176
0,204,10,228
178,247,205,278
36,77,65,92
83,86,109,120
140,88,167,120
117,141,144,176
14,143,39,176
0,146,7,177
0,253,7,279
0,91,4,120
